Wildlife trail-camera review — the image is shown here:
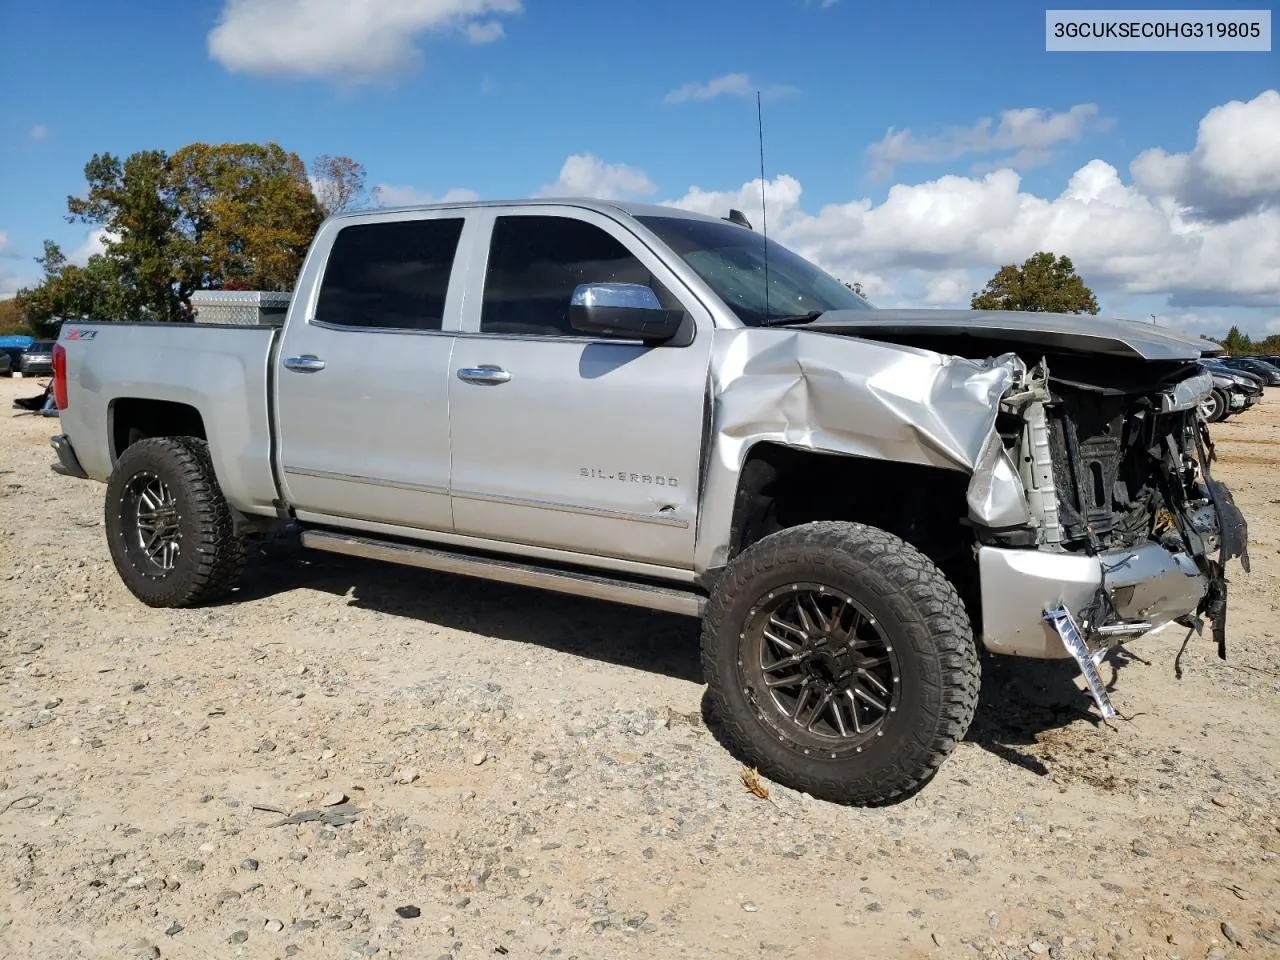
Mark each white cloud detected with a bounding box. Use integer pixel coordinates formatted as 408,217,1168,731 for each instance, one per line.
921,269,975,306
207,0,522,82
464,19,503,43
0,231,35,298
0,268,36,299
664,73,797,105
29,124,48,141
1147,311,1271,340
661,126,1280,319
867,103,1107,177
536,154,656,201
68,227,118,266
1131,89,1280,221
370,184,480,206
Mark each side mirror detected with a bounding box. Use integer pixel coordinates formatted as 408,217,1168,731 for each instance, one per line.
569,283,685,343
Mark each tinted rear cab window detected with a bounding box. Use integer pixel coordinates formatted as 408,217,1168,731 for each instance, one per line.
315,218,464,331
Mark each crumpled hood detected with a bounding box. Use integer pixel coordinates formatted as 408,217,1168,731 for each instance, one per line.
805,308,1218,362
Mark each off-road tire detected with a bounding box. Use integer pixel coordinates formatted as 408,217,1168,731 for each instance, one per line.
105,437,245,607
701,521,980,805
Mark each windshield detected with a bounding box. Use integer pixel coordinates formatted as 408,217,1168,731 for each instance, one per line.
637,215,873,326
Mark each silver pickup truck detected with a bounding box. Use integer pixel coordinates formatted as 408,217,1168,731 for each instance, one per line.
49,198,1249,805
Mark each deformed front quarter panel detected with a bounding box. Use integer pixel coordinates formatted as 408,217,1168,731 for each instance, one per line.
694,327,1027,572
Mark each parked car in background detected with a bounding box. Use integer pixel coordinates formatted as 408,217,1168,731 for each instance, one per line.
1217,355,1280,386
1202,359,1263,420
0,334,33,376
19,340,55,376
0,351,10,377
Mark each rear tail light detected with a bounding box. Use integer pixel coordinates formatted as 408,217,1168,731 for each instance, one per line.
52,343,68,410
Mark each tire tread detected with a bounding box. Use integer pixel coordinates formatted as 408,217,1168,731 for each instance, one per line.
701,521,979,805
104,437,245,607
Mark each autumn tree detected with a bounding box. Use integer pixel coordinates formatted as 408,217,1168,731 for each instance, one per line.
309,154,367,215
0,298,27,335
1257,334,1280,355
971,252,1099,314
17,141,326,325
168,142,324,292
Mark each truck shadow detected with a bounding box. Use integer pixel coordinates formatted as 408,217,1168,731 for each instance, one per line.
234,540,705,685
236,535,1142,792
963,649,1142,778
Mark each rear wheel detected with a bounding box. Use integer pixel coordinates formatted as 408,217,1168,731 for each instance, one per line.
701,521,980,806
105,437,245,607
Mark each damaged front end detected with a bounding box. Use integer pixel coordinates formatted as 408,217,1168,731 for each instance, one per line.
973,354,1249,713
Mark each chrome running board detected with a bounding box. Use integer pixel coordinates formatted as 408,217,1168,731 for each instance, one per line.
301,529,706,618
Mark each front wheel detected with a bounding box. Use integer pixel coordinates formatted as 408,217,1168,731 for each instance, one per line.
104,437,245,607
1199,388,1228,422
701,521,979,806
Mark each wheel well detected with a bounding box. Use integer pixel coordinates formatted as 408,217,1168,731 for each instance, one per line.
110,399,207,461
728,442,980,615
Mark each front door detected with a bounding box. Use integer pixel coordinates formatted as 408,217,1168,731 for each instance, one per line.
274,212,476,532
447,208,714,571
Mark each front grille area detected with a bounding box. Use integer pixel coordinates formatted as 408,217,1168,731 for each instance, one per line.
1046,381,1197,552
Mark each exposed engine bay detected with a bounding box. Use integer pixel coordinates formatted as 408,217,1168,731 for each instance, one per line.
811,312,1252,714
1002,355,1249,655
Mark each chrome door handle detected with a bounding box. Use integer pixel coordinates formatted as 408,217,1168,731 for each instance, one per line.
283,355,326,372
457,365,512,385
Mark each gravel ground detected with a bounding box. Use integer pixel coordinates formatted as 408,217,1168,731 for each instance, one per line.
1,374,1278,960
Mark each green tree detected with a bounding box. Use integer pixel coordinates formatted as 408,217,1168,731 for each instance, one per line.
66,149,188,321
970,252,1099,314
1220,326,1254,356
17,141,326,325
16,240,132,333
309,154,367,215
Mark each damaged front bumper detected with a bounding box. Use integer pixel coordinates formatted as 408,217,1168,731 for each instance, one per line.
973,358,1249,675
978,542,1206,659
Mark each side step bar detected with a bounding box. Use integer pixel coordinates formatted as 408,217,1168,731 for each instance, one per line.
300,529,706,618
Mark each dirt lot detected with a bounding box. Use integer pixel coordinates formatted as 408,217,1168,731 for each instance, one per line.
1,374,1277,960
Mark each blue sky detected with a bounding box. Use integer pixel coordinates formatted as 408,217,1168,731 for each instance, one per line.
1,0,1276,336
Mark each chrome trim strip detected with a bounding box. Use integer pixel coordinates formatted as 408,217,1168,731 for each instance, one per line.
282,470,684,529
308,318,456,337
291,510,699,581
283,465,448,496
301,529,705,617
451,487,690,528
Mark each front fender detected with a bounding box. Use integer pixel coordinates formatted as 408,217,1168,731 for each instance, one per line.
694,328,1028,572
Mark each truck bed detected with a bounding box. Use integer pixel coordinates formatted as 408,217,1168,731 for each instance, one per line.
55,321,282,517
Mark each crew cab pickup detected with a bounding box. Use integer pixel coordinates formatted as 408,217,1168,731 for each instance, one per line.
50,198,1249,805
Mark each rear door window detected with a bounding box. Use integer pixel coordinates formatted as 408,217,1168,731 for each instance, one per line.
315,218,465,331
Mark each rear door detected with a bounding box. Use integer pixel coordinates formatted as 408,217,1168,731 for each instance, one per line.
274,211,477,532
446,207,715,570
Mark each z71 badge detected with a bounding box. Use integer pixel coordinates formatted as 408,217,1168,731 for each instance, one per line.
580,468,679,487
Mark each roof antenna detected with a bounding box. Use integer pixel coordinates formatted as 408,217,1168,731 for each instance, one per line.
757,89,770,319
